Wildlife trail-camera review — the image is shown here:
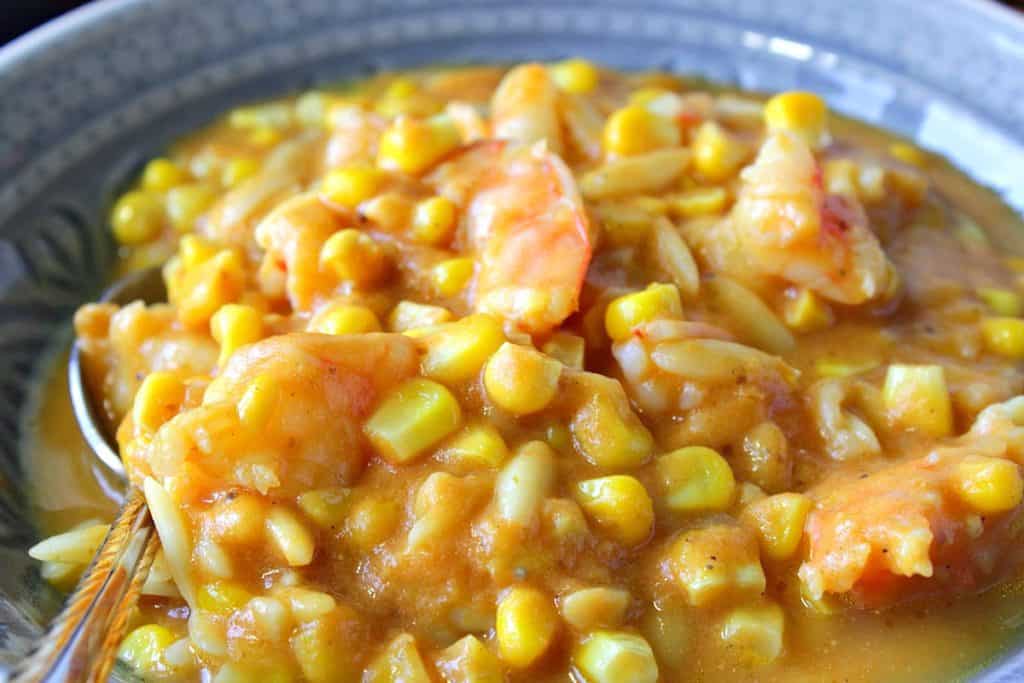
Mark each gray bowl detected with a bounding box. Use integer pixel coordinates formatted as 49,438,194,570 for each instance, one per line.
1,0,1023,680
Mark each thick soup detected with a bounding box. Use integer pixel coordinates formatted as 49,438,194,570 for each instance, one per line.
26,62,1024,682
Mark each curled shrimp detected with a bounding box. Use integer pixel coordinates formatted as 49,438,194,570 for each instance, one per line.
122,332,421,502
491,63,563,156
612,319,799,448
429,140,592,334
697,131,892,304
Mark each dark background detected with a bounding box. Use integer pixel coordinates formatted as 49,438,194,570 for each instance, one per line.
4,0,1024,46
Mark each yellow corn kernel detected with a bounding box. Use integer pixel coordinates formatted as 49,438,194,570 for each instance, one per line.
605,283,683,342
814,358,880,378
132,372,185,433
550,58,600,94
319,229,392,289
740,493,812,560
575,475,655,546
571,389,654,469
248,126,282,147
308,304,381,335
559,587,630,631
882,364,953,437
981,317,1024,358
438,421,509,471
763,91,828,148
421,314,505,384
656,446,735,513
603,104,681,157
119,624,177,675
237,373,279,428
496,586,559,668
691,121,748,182
410,202,459,250
211,303,263,365
365,633,432,683
209,494,266,545
431,257,475,297
666,186,728,218
142,158,189,191
387,301,452,332
574,631,659,683
166,184,217,233
221,158,260,187
436,635,504,683
173,249,247,328
365,377,463,464
669,525,765,607
297,488,351,529
111,191,165,245
197,580,252,615
1006,257,1024,274
346,496,402,550
265,507,315,567
289,609,361,683
953,455,1024,514
377,114,461,175
179,234,218,269
483,342,562,415
888,141,928,167
978,287,1023,317
320,165,385,209
410,195,457,246
542,332,585,369
783,288,834,333
720,602,785,664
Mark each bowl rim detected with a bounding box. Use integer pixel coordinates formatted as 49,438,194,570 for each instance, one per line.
4,0,1024,76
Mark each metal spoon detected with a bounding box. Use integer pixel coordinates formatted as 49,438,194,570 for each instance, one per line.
68,266,167,479
13,267,166,683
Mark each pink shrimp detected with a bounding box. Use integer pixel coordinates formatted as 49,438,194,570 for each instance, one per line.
697,131,892,304
429,140,592,334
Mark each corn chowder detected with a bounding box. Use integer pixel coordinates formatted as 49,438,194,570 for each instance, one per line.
27,61,1024,682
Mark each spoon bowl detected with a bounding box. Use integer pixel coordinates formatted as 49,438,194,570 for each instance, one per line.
67,266,166,480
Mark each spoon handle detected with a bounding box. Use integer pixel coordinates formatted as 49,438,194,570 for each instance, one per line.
12,488,157,683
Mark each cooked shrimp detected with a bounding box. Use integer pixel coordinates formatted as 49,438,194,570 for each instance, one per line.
491,63,563,156
800,395,1024,608
324,105,386,168
695,131,892,304
808,377,883,461
612,319,799,448
253,193,345,311
429,141,592,334
121,332,420,502
799,446,1024,609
